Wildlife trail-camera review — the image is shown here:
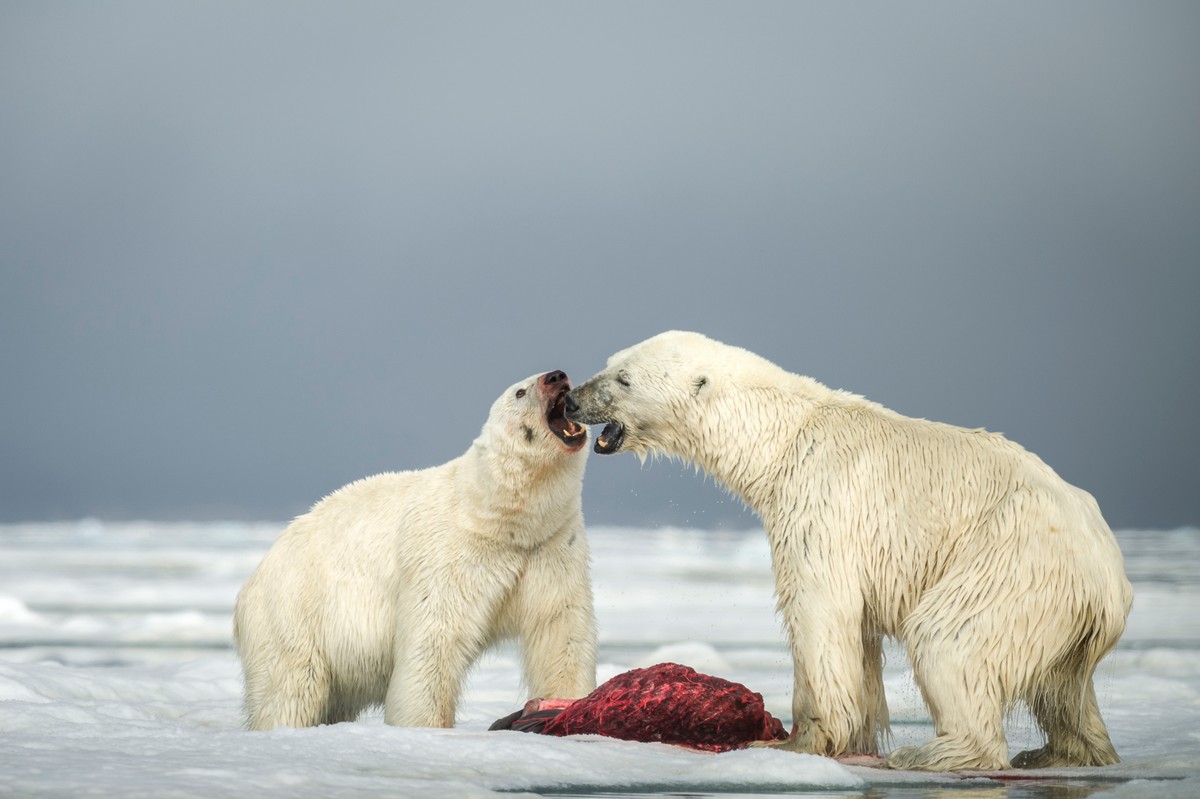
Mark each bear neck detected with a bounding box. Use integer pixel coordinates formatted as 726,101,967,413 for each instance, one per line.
679,376,835,515
456,436,585,549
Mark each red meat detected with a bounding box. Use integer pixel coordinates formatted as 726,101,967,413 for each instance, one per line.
492,662,787,753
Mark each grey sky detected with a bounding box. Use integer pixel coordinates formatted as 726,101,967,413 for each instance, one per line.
2,2,1197,530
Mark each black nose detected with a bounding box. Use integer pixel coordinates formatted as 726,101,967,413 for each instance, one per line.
564,391,579,414
542,370,567,387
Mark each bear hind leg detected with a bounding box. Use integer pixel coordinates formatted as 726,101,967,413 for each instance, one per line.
1013,667,1118,768
886,665,1009,772
890,597,1009,771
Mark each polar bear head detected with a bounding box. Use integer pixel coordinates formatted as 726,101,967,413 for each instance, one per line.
485,369,590,460
565,330,784,460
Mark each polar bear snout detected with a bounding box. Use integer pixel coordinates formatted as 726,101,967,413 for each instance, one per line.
562,381,607,426
564,380,627,455
563,389,580,417
541,371,588,449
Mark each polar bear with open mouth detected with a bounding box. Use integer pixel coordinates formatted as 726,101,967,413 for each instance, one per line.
565,331,1131,772
235,370,596,730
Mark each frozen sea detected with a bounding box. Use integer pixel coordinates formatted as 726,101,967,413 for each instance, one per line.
1,521,1197,798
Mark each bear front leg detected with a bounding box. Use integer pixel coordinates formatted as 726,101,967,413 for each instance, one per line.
384,582,501,728
764,589,868,757
514,535,598,699
385,627,479,727
519,599,597,700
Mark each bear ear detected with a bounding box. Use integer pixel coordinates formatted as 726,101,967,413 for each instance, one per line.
691,374,710,398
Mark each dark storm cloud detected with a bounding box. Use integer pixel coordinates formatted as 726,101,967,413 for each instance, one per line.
1,2,1197,529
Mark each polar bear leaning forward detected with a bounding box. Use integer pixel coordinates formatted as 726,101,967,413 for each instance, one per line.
565,331,1132,772
235,370,597,730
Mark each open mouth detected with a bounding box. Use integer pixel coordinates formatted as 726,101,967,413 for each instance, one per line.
594,421,625,455
547,386,588,448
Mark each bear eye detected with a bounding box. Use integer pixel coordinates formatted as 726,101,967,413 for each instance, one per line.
616,371,631,388
515,388,526,398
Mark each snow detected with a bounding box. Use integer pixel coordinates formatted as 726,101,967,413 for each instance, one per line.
1,521,1197,797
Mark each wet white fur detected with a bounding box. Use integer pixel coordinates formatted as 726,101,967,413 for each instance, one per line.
573,331,1132,771
234,374,596,730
